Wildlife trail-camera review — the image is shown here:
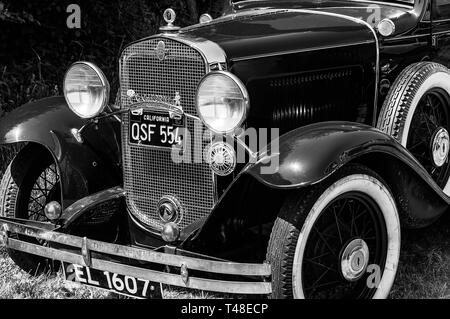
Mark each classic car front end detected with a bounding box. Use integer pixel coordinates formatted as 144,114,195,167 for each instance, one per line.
1,0,450,299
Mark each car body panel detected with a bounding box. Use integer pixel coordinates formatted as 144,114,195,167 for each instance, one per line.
183,7,376,62
245,121,436,189
0,96,122,209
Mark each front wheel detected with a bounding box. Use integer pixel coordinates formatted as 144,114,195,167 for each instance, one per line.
0,145,61,275
266,164,401,299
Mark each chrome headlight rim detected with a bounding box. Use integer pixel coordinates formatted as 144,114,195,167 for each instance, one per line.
63,61,110,119
377,18,396,37
196,71,250,134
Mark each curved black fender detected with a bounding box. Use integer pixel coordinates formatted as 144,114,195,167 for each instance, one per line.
246,121,450,224
0,96,122,209
188,122,449,259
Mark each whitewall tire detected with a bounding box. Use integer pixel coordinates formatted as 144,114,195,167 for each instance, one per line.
266,164,401,299
378,62,450,195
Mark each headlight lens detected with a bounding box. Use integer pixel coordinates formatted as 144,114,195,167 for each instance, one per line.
63,62,110,118
196,71,249,134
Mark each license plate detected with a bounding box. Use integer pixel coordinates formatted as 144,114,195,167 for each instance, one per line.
62,262,163,299
129,108,185,149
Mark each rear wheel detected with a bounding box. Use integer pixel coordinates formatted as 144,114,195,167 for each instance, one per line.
266,164,400,299
0,145,61,275
406,88,450,188
377,62,450,194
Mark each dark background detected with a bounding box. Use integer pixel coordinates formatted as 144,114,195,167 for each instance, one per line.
0,0,229,168
0,0,229,116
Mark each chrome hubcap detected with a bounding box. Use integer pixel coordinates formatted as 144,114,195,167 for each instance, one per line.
431,127,450,167
340,239,370,282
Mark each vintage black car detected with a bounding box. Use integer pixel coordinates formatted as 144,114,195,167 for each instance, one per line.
0,0,450,299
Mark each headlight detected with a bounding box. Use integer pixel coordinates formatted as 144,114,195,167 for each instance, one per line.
63,62,110,118
196,71,249,134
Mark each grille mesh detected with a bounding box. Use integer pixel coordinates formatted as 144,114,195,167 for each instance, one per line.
120,37,216,229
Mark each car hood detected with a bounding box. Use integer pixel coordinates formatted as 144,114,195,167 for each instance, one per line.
180,1,417,61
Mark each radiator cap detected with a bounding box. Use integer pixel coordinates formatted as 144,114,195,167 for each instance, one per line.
160,8,180,32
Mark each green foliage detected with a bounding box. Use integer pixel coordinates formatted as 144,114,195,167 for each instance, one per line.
0,0,228,116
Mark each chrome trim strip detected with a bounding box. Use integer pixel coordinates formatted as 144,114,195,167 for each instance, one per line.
124,33,228,70
382,33,430,42
346,0,413,9
433,30,450,36
236,135,258,160
231,0,413,10
0,218,271,277
231,40,376,62
7,239,271,295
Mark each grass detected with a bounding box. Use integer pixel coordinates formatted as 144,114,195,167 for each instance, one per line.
389,211,450,299
0,248,229,299
0,211,449,299
0,248,108,299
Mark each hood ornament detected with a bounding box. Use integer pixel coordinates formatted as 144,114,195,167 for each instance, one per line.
159,8,180,32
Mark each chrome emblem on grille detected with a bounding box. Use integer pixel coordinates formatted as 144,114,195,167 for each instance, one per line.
207,142,237,176
155,41,169,61
126,89,136,98
157,195,183,223
125,92,183,111
174,92,181,107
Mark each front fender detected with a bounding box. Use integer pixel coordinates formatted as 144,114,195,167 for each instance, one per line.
0,96,85,150
245,121,447,197
188,122,449,258
0,96,122,208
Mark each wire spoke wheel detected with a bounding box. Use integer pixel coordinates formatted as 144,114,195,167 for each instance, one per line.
407,89,450,188
27,163,60,222
267,164,400,299
0,145,61,274
377,62,450,197
302,192,387,299
25,163,60,246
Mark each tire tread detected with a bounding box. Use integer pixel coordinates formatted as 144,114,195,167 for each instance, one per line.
377,62,450,141
266,164,394,299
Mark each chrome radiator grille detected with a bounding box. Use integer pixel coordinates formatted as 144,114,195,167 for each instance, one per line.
120,37,216,229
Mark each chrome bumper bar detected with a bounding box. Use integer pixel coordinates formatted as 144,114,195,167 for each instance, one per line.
0,217,272,295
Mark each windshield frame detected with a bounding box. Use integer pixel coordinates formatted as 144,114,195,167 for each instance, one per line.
345,0,414,5
231,0,415,6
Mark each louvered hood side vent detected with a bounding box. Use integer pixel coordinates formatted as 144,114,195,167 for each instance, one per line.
247,66,365,133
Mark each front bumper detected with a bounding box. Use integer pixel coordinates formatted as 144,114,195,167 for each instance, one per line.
0,217,272,295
